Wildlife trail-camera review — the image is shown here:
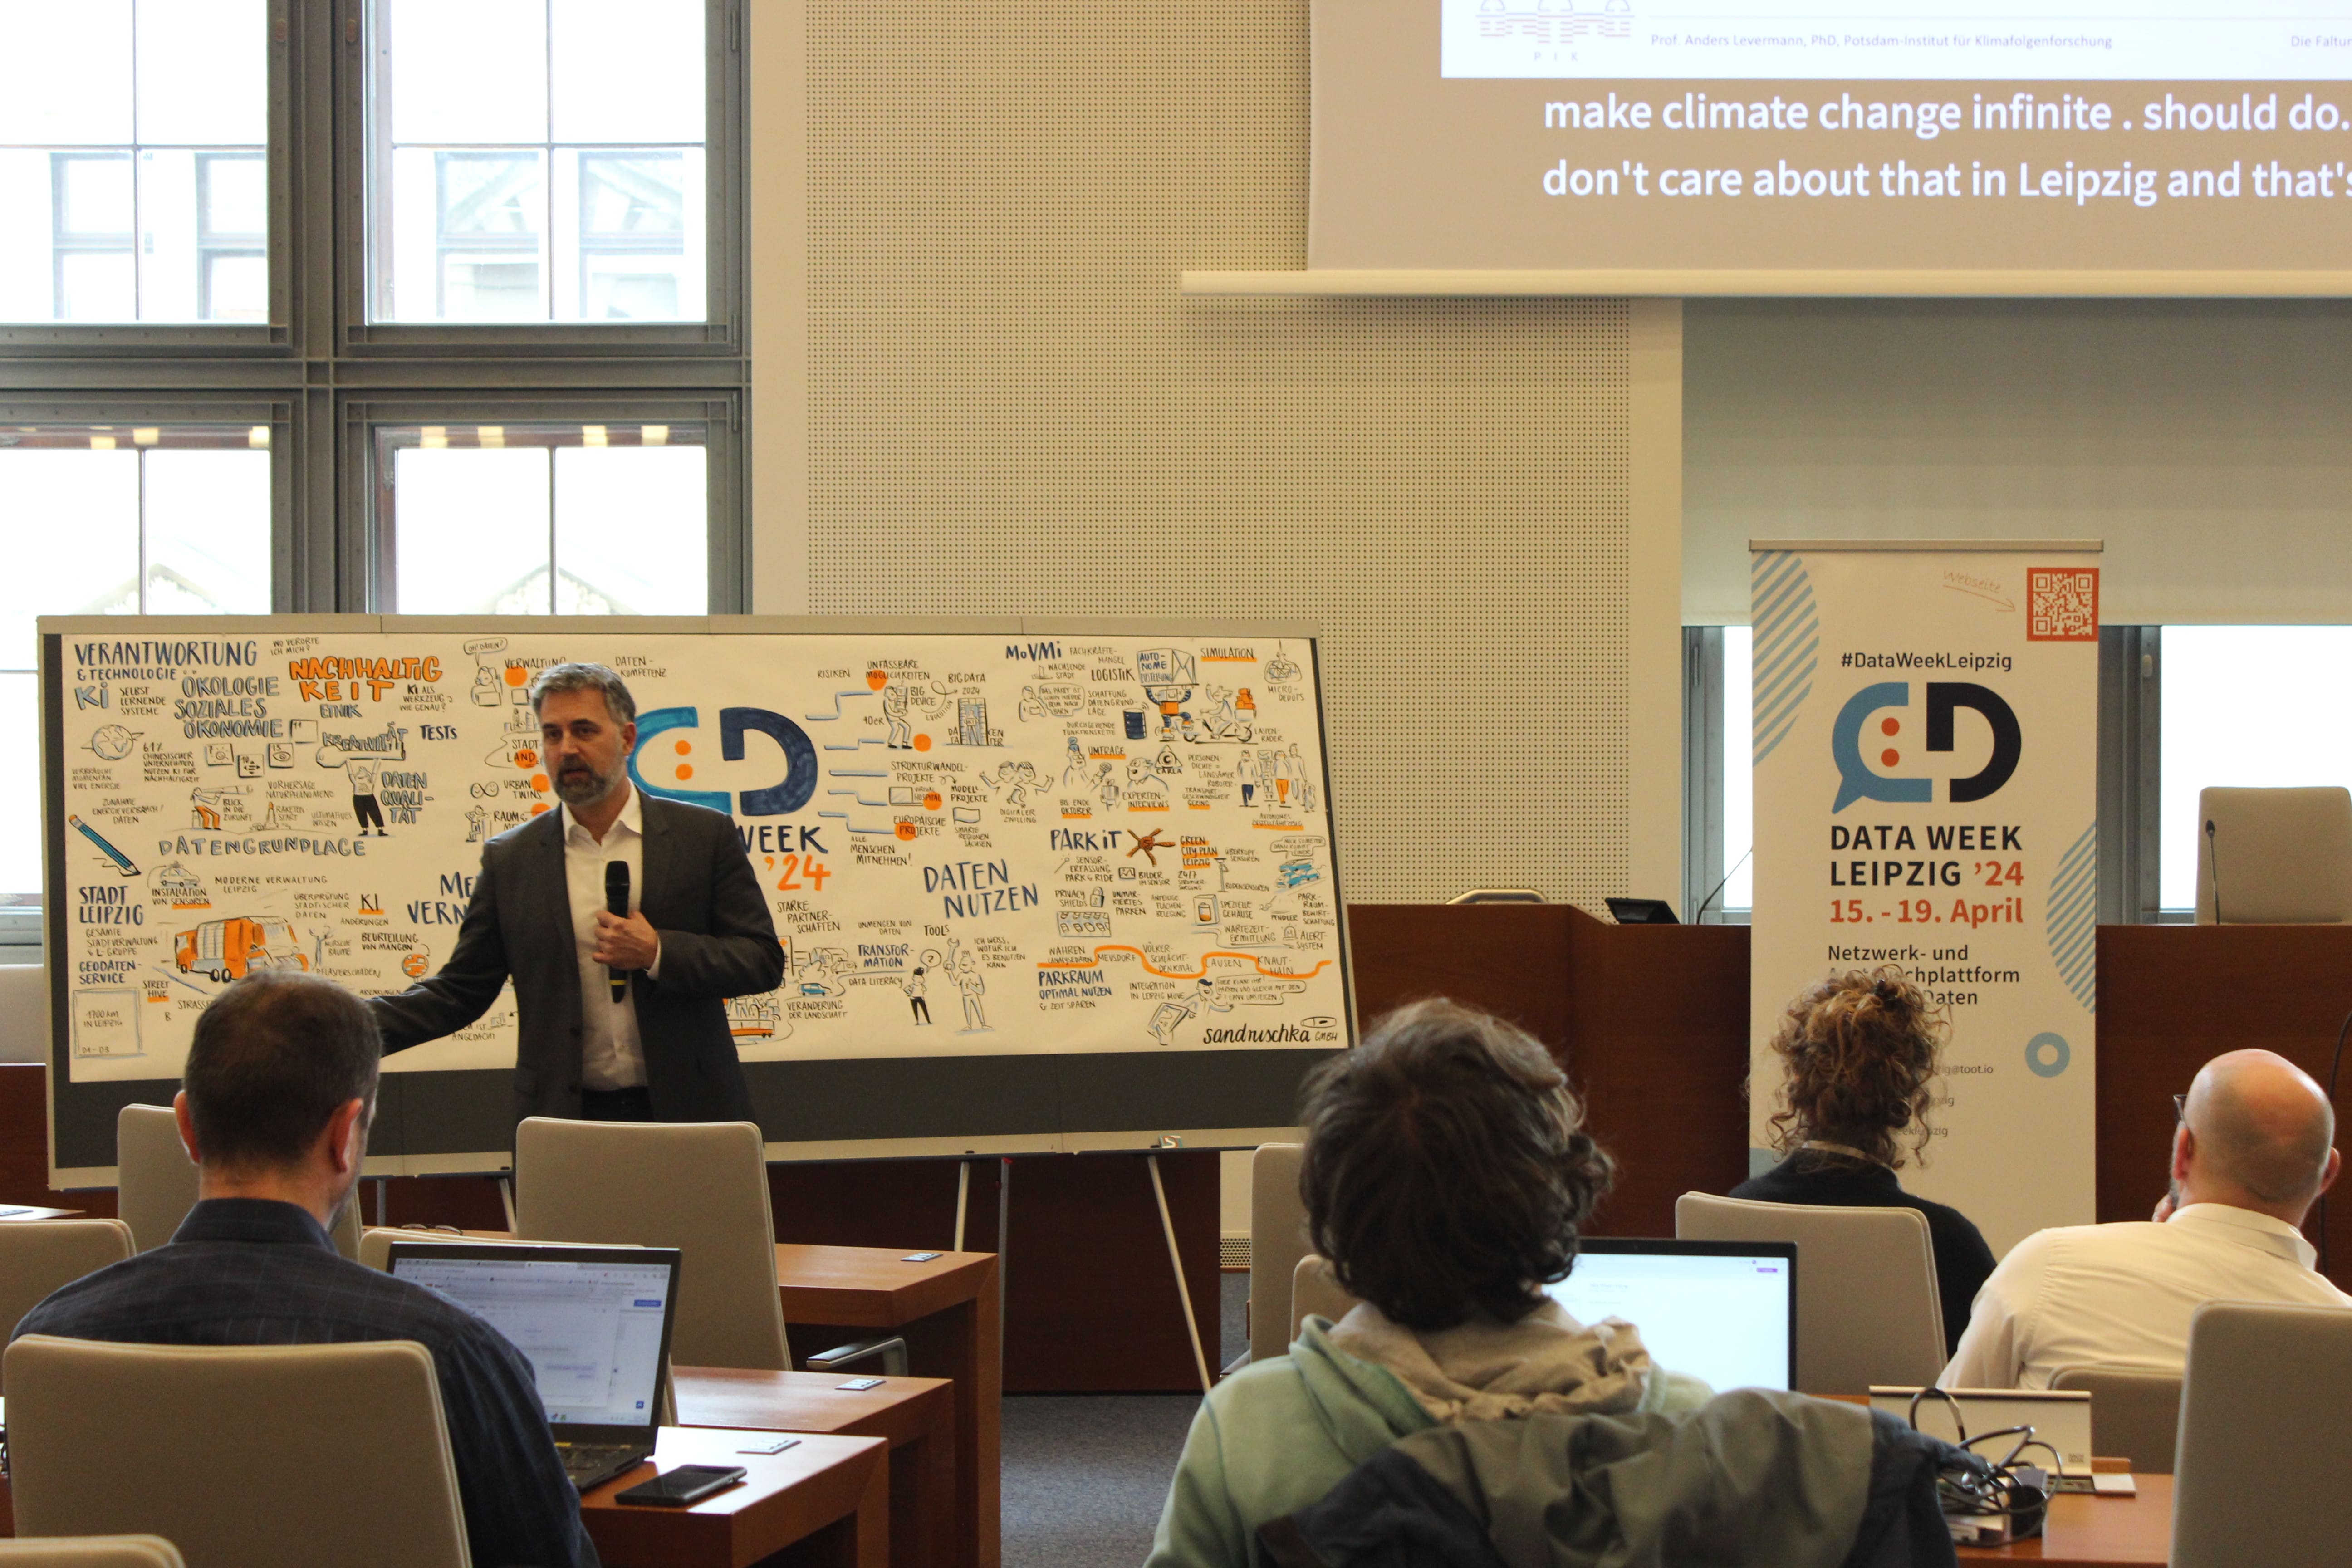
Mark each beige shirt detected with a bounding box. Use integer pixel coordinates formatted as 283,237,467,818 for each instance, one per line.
560,786,662,1091
1941,1202,2352,1389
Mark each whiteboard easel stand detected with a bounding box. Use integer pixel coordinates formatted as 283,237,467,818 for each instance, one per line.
1148,1145,1215,1396
952,1160,971,1251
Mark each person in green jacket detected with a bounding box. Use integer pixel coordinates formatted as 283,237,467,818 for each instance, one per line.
1146,1000,1712,1568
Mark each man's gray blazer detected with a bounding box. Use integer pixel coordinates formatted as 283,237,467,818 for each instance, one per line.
368,794,786,1125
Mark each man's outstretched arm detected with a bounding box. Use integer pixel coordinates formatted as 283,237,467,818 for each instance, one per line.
367,847,514,1053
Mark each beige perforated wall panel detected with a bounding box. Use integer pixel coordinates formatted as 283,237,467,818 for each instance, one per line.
794,0,1642,906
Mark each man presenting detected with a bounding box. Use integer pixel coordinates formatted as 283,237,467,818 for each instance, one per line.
15,972,596,1568
1942,1048,2351,1388
369,663,784,1124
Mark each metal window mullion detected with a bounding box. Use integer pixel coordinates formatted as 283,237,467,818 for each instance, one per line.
135,443,149,613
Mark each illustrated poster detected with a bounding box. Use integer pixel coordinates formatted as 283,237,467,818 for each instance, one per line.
47,622,1348,1084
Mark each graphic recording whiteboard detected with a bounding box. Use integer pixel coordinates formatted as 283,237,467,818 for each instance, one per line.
42,618,1348,1179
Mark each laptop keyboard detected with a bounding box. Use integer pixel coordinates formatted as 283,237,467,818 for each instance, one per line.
559,1442,652,1491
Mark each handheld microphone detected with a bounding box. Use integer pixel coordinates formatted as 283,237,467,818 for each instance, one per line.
605,861,630,1002
2205,818,2223,925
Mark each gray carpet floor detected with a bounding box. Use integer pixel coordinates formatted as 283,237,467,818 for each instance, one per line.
999,1274,1250,1568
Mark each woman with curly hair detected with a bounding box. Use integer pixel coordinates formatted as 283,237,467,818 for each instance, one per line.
1145,999,1710,1568
1734,968,1996,1356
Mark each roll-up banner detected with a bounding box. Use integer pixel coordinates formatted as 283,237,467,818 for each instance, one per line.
1749,541,2101,1256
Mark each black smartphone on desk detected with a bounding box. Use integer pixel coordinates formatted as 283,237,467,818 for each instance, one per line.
613,1464,747,1507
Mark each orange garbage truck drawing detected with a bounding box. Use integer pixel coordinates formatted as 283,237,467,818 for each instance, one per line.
175,918,309,982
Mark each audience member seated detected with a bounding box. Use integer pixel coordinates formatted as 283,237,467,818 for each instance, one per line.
1735,968,1995,1356
14,972,598,1568
1943,1047,2350,1389
1145,999,1708,1568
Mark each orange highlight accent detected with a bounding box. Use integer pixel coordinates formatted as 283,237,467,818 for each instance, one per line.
923,792,943,811
1880,749,1900,768
529,802,551,815
1253,822,1303,830
867,670,888,690
1200,656,1256,662
1188,803,1210,809
913,734,932,752
1040,945,1334,982
504,665,529,687
895,821,917,841
675,738,692,754
1880,717,1900,737
1128,803,1169,811
514,749,538,769
676,764,694,780
530,774,549,792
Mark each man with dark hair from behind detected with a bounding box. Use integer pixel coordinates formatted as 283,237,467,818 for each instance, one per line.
14,972,597,1568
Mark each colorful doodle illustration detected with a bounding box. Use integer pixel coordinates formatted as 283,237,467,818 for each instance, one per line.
175,917,308,983
52,627,1343,1083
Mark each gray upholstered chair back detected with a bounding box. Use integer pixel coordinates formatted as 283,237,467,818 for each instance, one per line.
2172,1300,2352,1568
6,1335,469,1568
513,1116,788,1369
1676,1191,1944,1394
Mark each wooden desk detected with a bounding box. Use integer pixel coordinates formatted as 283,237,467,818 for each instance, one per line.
673,1367,953,1568
1953,1475,2171,1566
580,1427,887,1568
774,1245,1000,1568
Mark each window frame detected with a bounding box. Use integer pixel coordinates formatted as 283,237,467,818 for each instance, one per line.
0,0,290,351
342,392,745,617
0,398,295,611
343,0,745,355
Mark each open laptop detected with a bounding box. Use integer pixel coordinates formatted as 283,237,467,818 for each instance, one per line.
1543,1238,1798,1394
387,1241,683,1492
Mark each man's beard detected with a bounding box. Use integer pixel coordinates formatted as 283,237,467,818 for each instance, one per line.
553,756,622,807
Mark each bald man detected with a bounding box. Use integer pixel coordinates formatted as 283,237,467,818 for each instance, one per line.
1942,1050,2352,1388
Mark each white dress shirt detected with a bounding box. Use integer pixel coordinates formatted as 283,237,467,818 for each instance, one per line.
560,786,661,1091
1940,1202,2352,1389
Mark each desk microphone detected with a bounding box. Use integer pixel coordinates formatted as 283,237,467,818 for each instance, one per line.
1692,847,1754,925
2205,818,2224,925
605,861,630,1002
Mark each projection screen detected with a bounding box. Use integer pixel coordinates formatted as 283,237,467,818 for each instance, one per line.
1312,1,2352,283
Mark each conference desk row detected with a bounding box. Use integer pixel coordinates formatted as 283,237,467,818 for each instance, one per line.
0,1366,946,1568
12,906,2337,1403
0,1411,2182,1568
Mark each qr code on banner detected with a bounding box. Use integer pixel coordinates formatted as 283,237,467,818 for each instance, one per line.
2028,567,2099,642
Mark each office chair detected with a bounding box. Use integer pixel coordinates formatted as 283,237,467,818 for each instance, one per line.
6,1336,469,1568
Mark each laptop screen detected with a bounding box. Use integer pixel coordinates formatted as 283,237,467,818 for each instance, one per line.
1542,1239,1797,1394
390,1245,679,1431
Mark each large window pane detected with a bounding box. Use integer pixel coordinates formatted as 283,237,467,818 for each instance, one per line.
0,449,142,665
372,0,706,323
392,446,554,613
144,450,272,614
0,4,133,146
554,445,706,612
0,0,266,324
382,421,707,612
2159,626,2352,911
